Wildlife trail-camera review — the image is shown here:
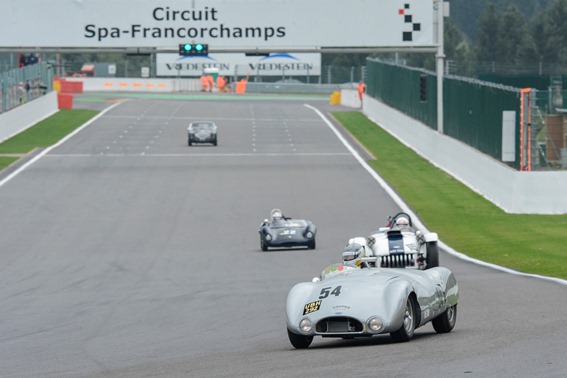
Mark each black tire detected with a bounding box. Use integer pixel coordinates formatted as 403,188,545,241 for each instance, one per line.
426,241,439,269
432,304,457,333
260,240,268,251
287,328,313,349
213,138,218,146
307,239,316,250
188,139,192,146
390,296,416,342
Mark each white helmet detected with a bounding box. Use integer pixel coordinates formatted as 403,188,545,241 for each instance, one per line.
271,208,283,221
395,216,410,229
342,237,368,267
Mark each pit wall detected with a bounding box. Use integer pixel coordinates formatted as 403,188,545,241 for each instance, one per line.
0,91,58,143
340,89,567,214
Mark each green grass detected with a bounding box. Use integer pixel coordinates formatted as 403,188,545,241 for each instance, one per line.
333,111,567,280
0,110,98,154
0,157,19,171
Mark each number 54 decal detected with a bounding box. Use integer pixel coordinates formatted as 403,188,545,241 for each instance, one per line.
319,285,342,299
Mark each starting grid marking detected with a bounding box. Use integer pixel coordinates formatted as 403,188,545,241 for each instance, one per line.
46,152,352,157
102,115,320,123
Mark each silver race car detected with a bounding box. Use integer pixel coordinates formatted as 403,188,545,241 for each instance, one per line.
259,209,316,251
367,212,439,269
285,263,459,349
188,121,218,146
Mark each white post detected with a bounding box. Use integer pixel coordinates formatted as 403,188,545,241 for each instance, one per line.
436,0,446,134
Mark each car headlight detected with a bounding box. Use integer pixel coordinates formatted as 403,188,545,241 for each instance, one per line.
299,318,312,333
367,316,384,333
306,231,313,239
265,234,272,241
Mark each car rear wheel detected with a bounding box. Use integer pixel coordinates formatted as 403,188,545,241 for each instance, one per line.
390,296,416,342
287,328,313,349
426,241,439,268
432,304,457,333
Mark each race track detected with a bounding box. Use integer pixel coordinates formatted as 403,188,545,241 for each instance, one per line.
0,95,565,378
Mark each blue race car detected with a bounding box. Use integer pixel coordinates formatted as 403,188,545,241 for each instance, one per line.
259,209,316,251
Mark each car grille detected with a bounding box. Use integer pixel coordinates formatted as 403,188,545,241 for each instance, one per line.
380,254,417,268
316,317,364,334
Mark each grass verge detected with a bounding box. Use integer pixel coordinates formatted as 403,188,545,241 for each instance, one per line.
333,111,567,280
0,109,98,173
0,109,98,154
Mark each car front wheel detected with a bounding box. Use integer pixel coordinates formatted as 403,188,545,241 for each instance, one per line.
287,328,313,349
390,296,416,342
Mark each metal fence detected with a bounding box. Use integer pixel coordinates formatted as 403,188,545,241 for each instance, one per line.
0,63,53,114
366,58,567,171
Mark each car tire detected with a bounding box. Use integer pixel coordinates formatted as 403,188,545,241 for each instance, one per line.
308,239,316,250
188,139,192,146
432,304,457,333
390,296,416,342
287,328,313,349
213,139,217,146
426,241,439,268
260,240,268,251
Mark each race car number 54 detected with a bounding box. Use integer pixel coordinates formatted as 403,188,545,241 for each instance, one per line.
319,285,342,299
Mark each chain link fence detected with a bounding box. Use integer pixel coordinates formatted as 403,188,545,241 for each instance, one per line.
1,63,53,114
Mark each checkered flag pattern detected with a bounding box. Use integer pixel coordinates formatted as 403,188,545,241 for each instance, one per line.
398,3,421,42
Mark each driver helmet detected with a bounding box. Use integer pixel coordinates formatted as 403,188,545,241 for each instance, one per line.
342,237,368,267
395,216,410,230
271,209,283,221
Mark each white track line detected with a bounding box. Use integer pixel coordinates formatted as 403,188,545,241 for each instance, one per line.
305,104,567,287
0,102,122,189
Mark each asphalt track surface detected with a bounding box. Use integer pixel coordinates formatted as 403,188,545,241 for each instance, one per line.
1,94,566,378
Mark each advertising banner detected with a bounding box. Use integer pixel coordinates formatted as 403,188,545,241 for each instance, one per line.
0,0,437,49
156,53,321,77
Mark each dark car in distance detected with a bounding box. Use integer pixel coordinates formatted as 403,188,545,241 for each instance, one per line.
188,122,218,146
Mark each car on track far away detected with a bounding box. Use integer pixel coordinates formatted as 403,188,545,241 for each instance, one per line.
285,263,459,349
259,209,316,251
188,121,218,146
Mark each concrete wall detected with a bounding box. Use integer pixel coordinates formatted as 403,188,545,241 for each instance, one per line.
66,77,202,92
0,91,58,143
340,88,362,108
340,89,567,214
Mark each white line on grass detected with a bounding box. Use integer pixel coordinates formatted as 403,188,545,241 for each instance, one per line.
0,102,122,189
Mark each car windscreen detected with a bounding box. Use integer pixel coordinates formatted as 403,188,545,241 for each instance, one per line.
270,219,307,228
191,123,214,130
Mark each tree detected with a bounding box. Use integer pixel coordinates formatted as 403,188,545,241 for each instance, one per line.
542,0,567,64
475,3,503,62
444,19,476,75
498,5,534,64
